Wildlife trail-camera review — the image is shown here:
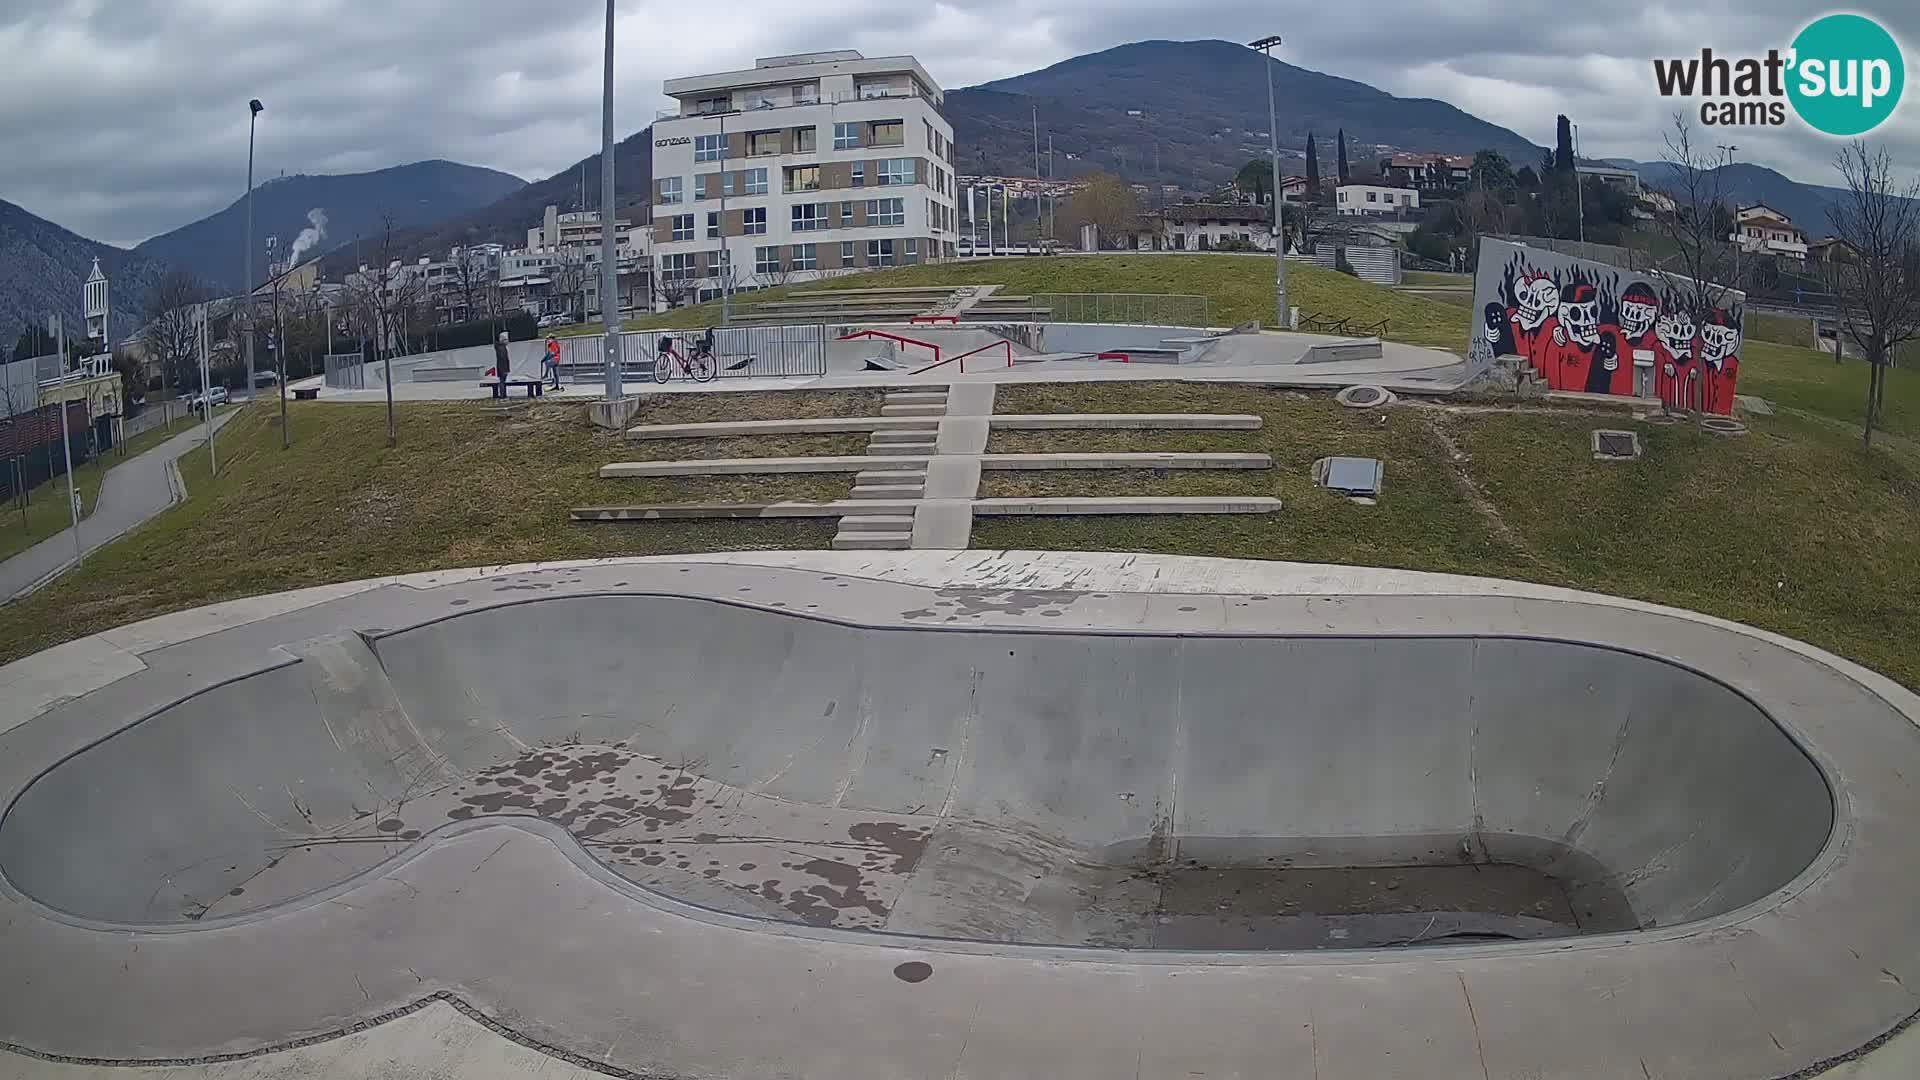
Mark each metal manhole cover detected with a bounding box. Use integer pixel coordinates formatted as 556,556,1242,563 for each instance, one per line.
1335,384,1395,409
1347,387,1383,405
1591,430,1642,461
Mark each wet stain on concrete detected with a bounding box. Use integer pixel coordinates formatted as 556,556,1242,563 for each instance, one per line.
893,961,933,983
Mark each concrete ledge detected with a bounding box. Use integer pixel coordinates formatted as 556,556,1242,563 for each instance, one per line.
599,456,928,477
1300,337,1385,364
626,416,936,439
572,500,919,521
988,413,1263,431
981,453,1271,470
589,395,644,430
971,496,1282,515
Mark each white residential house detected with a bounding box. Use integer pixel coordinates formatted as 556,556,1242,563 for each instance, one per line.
1734,204,1809,260
649,50,958,304
1335,184,1420,217
1130,204,1276,252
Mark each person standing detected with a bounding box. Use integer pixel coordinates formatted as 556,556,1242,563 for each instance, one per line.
493,332,511,399
544,335,563,390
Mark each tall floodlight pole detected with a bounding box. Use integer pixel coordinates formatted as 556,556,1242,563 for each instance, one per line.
244,99,263,399
1573,123,1586,245
1718,143,1741,285
198,303,217,475
276,285,288,448
1032,103,1041,253
599,0,623,400
1249,36,1289,329
718,109,731,325
48,314,81,564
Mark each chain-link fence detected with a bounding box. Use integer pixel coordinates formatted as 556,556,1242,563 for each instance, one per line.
559,324,828,381
1030,293,1212,327
323,353,365,389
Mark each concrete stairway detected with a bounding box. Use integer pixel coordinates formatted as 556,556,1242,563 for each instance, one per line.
833,387,947,550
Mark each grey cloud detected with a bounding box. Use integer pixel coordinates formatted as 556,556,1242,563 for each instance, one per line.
2,0,1914,246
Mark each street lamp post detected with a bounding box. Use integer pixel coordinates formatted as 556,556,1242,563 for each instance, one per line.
598,0,623,401
1717,143,1741,286
1573,122,1585,245
718,109,731,326
243,99,263,399
1249,36,1290,330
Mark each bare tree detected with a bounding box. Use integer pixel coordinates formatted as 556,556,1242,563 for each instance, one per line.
1650,114,1745,321
341,213,415,446
453,248,496,324
139,269,208,397
549,253,587,322
1823,141,1920,450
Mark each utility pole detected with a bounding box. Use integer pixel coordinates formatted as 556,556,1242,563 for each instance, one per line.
1573,122,1586,245
1249,35,1290,329
243,99,263,399
198,303,217,475
48,313,81,565
718,109,731,325
276,285,289,448
1717,143,1741,286
1032,103,1041,253
598,0,624,402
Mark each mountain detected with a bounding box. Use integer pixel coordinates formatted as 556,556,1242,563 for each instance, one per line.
0,199,171,355
134,160,526,293
946,39,1543,187
317,130,654,277
1630,160,1849,240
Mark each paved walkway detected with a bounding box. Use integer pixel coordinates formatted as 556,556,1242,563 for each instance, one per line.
0,412,235,602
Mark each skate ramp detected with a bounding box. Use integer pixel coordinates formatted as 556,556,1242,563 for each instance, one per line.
0,596,1832,946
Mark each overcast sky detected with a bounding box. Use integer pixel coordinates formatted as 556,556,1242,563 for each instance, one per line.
2,0,1914,246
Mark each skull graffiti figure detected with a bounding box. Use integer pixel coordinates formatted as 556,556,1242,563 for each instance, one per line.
1557,283,1601,346
1656,310,1696,361
1516,272,1559,331
1619,283,1660,340
1699,309,1740,367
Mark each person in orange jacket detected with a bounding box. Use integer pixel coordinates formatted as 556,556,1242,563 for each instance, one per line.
544,335,563,390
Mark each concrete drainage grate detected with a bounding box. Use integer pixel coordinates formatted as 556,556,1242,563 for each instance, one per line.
1335,384,1395,409
1591,430,1642,461
1313,456,1383,503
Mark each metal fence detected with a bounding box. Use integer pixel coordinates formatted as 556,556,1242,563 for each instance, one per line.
323,352,366,389
559,324,828,381
1029,293,1212,327
1309,243,1402,286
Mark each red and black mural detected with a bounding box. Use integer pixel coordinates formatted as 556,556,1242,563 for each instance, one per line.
1471,238,1744,414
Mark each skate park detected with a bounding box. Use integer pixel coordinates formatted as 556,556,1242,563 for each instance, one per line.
2,551,1919,1078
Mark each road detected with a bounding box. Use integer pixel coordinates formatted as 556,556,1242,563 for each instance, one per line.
0,410,235,602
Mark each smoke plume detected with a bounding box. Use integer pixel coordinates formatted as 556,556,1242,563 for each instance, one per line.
288,208,328,263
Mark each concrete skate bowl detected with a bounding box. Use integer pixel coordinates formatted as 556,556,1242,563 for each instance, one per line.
0,595,1835,950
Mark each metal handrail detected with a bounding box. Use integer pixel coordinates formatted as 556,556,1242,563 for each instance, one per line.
947,339,1013,373
837,328,940,366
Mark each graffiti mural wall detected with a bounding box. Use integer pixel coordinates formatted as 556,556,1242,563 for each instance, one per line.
1471,238,1745,414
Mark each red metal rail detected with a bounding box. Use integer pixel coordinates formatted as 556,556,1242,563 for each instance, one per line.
836,329,940,367
909,315,960,325
950,339,1014,373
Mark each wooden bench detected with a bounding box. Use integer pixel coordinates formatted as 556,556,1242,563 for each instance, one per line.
482,376,546,399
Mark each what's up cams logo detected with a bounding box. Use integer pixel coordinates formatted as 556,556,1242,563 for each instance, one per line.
1653,13,1906,135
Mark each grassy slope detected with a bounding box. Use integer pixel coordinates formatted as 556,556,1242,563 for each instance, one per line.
0,413,206,563
976,382,1920,691
0,399,861,663
615,256,1473,349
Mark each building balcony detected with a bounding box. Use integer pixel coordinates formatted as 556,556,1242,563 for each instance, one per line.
656,86,926,123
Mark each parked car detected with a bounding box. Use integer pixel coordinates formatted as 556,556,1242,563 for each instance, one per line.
251,370,279,387
536,314,574,329
191,386,230,413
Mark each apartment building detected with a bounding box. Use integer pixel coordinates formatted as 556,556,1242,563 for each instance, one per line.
650,50,957,302
1734,204,1809,261
1335,184,1420,217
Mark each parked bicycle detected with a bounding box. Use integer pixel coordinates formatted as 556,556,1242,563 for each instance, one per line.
653,329,718,384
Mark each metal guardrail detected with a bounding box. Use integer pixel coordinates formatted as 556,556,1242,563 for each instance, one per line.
323,352,365,389
559,324,828,381
1028,293,1211,327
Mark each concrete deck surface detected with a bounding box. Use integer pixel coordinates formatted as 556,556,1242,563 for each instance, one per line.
1,552,1917,1079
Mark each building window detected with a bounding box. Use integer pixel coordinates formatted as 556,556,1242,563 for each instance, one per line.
1366,191,1377,203
1337,190,1347,203
840,200,854,222
792,126,816,153
793,82,819,105
870,120,904,147
857,82,892,100
867,198,904,227
923,119,933,149
747,131,780,157
707,212,720,239
671,214,694,241
878,158,913,186
755,246,781,275
791,243,817,271
905,238,919,264
852,161,864,187
841,240,856,264
660,176,683,204
742,207,766,235
784,165,820,193
694,134,723,162
791,203,824,231
695,95,729,114
833,122,859,150
744,168,767,195
867,239,895,266
660,253,697,281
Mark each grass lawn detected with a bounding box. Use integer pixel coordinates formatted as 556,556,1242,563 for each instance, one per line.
0,411,207,564
1403,270,1472,286
0,398,850,664
1737,339,1918,441
615,256,1473,350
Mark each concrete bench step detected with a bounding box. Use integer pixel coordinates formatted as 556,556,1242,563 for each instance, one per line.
971,496,1283,516
853,469,928,484
987,413,1263,431
572,499,918,521
600,455,927,477
836,514,916,533
869,429,940,443
831,532,914,551
868,442,936,455
626,416,936,439
879,404,947,417
849,484,925,500
884,392,948,405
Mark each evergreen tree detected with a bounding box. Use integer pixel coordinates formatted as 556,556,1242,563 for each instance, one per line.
1304,133,1321,195
1555,115,1575,173
1336,129,1350,183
